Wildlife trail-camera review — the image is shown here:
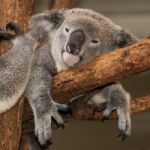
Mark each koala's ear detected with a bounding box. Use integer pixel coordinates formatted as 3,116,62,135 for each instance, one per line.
48,10,65,28
113,29,139,48
29,10,65,29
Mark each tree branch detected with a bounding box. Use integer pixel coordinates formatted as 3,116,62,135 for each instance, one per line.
51,38,150,103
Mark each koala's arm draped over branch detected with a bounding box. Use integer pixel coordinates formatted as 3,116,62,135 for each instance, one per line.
51,38,150,103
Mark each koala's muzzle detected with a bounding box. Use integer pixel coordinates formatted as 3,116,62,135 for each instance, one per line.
66,30,85,55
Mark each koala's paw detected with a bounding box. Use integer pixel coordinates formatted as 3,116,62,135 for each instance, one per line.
116,108,131,141
98,103,131,141
0,29,5,41
35,102,68,145
0,29,15,41
6,22,22,35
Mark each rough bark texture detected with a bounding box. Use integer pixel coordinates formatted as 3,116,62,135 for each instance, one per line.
0,0,35,149
48,0,76,9
0,97,24,150
51,38,150,103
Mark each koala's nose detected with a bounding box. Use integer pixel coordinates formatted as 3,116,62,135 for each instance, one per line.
66,30,85,55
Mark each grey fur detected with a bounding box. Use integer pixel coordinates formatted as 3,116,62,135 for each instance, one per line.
0,8,139,145
0,28,48,113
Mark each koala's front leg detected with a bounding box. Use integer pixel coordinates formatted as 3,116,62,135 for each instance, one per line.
90,83,131,141
25,66,68,145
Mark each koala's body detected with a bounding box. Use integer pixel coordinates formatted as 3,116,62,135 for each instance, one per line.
0,8,138,146
0,25,46,113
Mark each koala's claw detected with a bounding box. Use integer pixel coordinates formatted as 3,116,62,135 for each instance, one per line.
58,123,65,129
100,105,113,123
6,22,22,35
94,102,107,112
0,30,6,41
117,130,128,141
0,29,15,41
98,103,131,141
101,115,109,123
35,102,66,145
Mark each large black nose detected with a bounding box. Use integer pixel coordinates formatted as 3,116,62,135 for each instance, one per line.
66,30,85,55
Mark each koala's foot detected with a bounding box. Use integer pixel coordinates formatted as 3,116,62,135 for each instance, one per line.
100,103,131,141
34,102,68,145
90,83,131,141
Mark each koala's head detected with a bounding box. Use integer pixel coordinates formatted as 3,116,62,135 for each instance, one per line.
52,16,103,68
51,8,138,71
32,9,137,71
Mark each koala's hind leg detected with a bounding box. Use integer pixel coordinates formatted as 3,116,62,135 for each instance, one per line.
0,22,22,41
89,83,131,141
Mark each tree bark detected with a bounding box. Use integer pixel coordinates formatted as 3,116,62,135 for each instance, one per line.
51,38,150,103
48,0,77,9
0,0,35,149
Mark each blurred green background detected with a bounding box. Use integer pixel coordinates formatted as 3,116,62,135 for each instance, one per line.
34,0,150,150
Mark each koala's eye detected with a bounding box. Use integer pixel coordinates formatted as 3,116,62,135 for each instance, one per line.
91,40,99,44
65,28,69,33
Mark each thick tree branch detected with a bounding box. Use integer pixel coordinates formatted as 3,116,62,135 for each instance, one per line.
51,38,150,103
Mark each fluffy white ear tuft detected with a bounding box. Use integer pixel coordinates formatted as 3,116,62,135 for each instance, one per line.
29,10,65,30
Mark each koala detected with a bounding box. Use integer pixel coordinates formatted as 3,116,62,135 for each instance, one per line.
0,8,139,146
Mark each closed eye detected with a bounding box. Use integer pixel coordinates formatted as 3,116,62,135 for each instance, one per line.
91,40,99,44
65,28,69,33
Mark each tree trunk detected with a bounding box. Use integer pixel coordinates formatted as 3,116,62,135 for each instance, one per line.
48,0,76,9
0,0,35,149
